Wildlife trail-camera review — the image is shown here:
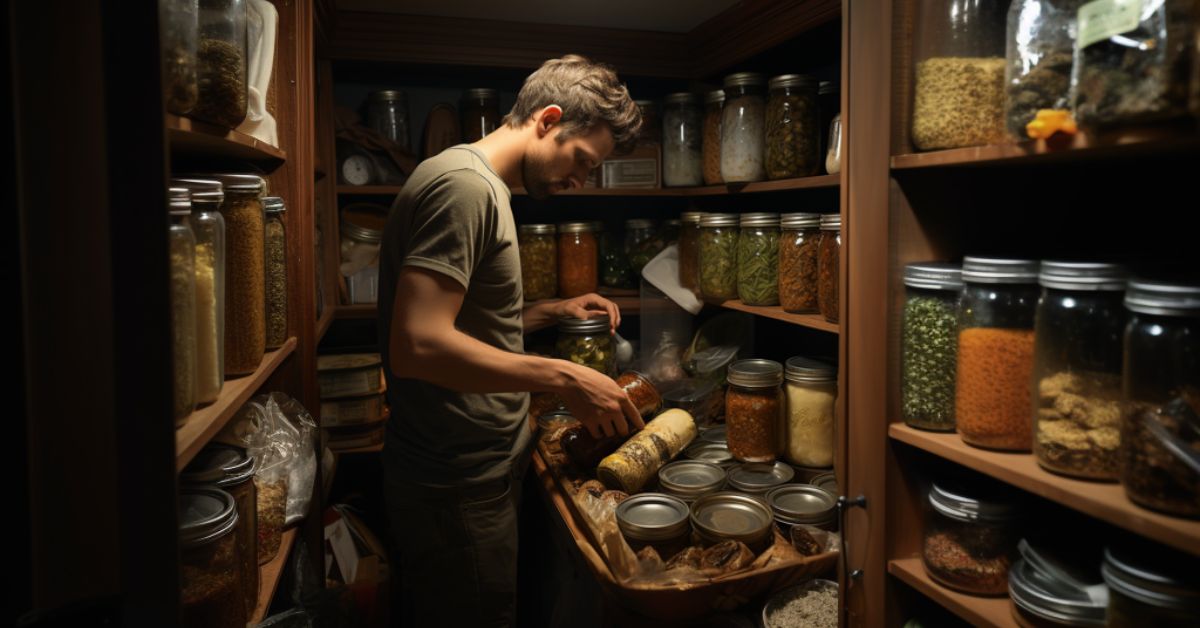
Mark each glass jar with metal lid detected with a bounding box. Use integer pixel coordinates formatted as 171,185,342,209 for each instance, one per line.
700,423,727,444
817,214,841,322
173,178,226,405
518,223,557,301
558,221,598,297
263,197,287,350
1119,280,1200,518
207,173,266,376
698,213,739,300
1032,262,1127,480
779,213,822,313
726,461,795,496
767,484,837,534
179,487,246,628
765,74,820,180
367,89,410,149
726,359,785,463
684,440,737,468
662,92,703,187
616,493,691,560
922,480,1023,595
736,213,781,306
160,0,199,115
181,445,258,617
536,409,579,437
616,370,662,418
339,205,384,305
658,460,727,503
901,262,964,432
783,357,836,468
460,88,499,143
702,90,725,185
1102,540,1200,627
194,0,248,128
1007,539,1108,628
597,223,633,290
691,491,776,554
624,218,658,278
956,257,1041,451
678,211,703,293
169,188,198,425
720,72,767,183
556,314,614,376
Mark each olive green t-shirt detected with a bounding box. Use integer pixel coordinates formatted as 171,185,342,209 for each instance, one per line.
378,145,530,487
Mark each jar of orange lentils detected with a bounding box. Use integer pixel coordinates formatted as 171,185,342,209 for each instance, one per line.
955,257,1040,451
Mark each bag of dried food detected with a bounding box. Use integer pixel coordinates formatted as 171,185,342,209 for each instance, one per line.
262,392,318,526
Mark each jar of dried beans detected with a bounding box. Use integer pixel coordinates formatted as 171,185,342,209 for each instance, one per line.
557,222,598,298
698,213,739,301
726,359,784,463
209,174,266,376
956,257,1040,451
784,357,836,468
901,262,963,432
779,213,821,313
817,214,841,323
702,90,724,185
174,178,226,405
662,92,703,187
678,211,703,292
765,74,820,180
736,213,780,306
179,487,246,628
720,72,767,183
195,0,249,128
181,445,258,617
263,196,287,350
169,188,198,425
922,480,1022,596
557,314,615,376
519,224,557,301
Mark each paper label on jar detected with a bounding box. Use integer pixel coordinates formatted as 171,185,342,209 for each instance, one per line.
1077,0,1144,50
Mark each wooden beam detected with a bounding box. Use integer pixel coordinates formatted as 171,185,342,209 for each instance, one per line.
687,0,842,78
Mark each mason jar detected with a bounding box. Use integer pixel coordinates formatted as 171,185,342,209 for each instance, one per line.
160,0,199,115
720,72,767,183
1102,541,1200,627
181,445,258,617
208,173,265,376
817,214,841,323
179,488,246,628
367,90,410,150
557,314,615,376
194,0,248,128
624,218,658,278
1004,0,1082,139
779,213,822,313
169,188,198,426
726,359,784,463
784,357,836,468
923,481,1022,596
678,211,703,293
597,224,632,290
461,88,499,143
519,224,557,301
698,213,739,300
765,74,820,179
702,90,725,185
557,222,598,298
662,92,703,187
736,212,780,306
901,262,963,432
263,196,287,350
173,177,226,405
635,99,661,147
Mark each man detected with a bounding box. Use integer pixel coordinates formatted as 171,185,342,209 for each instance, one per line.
377,55,645,626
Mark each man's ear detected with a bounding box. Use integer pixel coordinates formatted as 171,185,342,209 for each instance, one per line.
535,105,563,138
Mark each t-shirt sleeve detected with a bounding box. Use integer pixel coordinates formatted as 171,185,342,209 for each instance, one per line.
401,169,496,289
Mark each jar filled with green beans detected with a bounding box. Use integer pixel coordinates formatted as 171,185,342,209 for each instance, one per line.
698,213,739,300
900,262,963,431
556,314,615,376
736,213,780,306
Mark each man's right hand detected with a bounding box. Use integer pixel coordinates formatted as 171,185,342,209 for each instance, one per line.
558,361,646,439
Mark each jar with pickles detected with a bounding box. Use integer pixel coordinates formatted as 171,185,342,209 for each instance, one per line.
726,359,784,463
736,213,780,306
817,214,841,323
557,314,615,376
519,224,557,301
779,213,821,313
558,222,598,298
765,74,820,179
698,213,739,300
678,211,703,292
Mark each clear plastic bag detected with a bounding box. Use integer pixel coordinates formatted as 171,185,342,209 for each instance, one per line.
263,392,318,526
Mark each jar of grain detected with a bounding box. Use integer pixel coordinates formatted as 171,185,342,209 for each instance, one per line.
209,173,266,376
702,90,724,185
179,487,246,628
901,262,963,432
558,222,598,297
817,214,841,323
263,196,287,350
181,445,258,617
783,357,836,468
922,480,1022,595
194,0,249,128
173,178,226,405
720,73,767,183
726,359,784,463
779,213,822,313
169,188,198,425
662,92,703,187
519,224,557,301
765,74,820,179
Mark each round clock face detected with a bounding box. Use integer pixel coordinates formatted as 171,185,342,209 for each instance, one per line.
342,154,374,186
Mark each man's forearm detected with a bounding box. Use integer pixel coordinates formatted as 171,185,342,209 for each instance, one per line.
522,299,561,334
392,323,574,394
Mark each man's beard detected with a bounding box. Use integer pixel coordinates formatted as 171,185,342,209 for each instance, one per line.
521,152,565,200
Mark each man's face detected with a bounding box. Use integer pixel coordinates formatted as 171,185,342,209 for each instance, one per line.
522,122,615,200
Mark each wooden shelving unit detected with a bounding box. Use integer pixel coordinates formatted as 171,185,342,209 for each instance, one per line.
166,113,288,163
317,307,335,343
337,184,404,195
888,559,1017,628
334,303,380,319
711,299,839,334
250,527,300,623
512,174,840,197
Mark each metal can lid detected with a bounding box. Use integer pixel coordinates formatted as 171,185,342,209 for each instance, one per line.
664,92,699,105
181,445,255,486
558,221,596,234
684,441,735,466
700,213,739,228
727,359,783,388
819,214,841,230
616,493,691,541
369,89,407,102
1039,261,1126,291
723,72,767,88
462,88,498,100
784,356,835,383
767,74,817,90
727,462,795,493
168,187,191,215
1124,279,1200,316
557,314,611,334
698,425,727,444
928,481,1022,523
1101,542,1200,612
178,487,239,549
810,472,838,497
680,211,704,225
263,196,286,214
203,173,265,192
904,262,964,291
659,460,727,492
690,491,774,541
766,485,836,522
780,213,822,229
705,89,726,105
739,212,780,228
961,257,1040,284
1008,555,1107,626
171,178,225,204
519,223,556,235
625,218,655,230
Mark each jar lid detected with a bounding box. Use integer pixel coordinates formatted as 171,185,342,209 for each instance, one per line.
178,487,239,549
664,92,699,105
820,214,841,230
462,88,497,100
625,218,655,230
690,491,775,542
1008,542,1109,627
961,257,1040,284
681,211,704,225
204,173,265,192
727,359,783,388
168,187,191,215
537,410,578,431
659,460,727,494
818,81,839,96
739,212,780,228
699,424,727,444
1124,279,1200,316
557,314,611,334
810,472,838,497
784,356,836,383
519,223,556,235
727,462,795,493
339,218,382,244
181,445,256,487
171,178,225,204
1039,262,1126,291
904,262,964,291
705,89,726,104
766,484,836,523
780,213,822,229
928,481,1021,523
767,74,817,90
723,72,767,88
1101,542,1200,612
700,213,739,227
558,221,596,234
684,440,735,466
369,89,406,102
263,196,286,214
616,493,691,541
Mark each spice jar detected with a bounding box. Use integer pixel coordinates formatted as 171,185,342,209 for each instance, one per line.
779,213,822,313
765,74,820,180
678,211,703,293
922,481,1022,596
460,88,499,143
617,370,662,418
1004,0,1082,139
702,90,724,185
169,188,198,425
736,213,781,306
210,174,266,376
662,92,703,187
1032,262,1127,480
698,213,739,301
720,72,767,183
263,197,287,350
1102,541,1200,627
726,359,784,463
519,224,557,301
911,0,1008,150
194,0,248,128
557,314,615,376
367,90,410,149
817,214,841,323
1120,280,1200,518
179,488,246,628
173,178,226,406
558,222,598,297
901,262,964,432
783,357,836,468
160,0,199,115
624,218,658,278
956,257,1040,451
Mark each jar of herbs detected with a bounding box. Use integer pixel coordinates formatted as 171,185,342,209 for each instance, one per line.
698,213,739,300
784,357,836,468
765,74,820,179
720,72,767,183
160,0,198,115
726,359,784,463
194,0,248,128
702,90,724,185
179,488,246,628
779,213,822,313
557,314,615,376
169,188,198,426
519,224,557,301
678,211,703,293
662,92,703,187
173,178,226,406
736,212,780,306
209,174,266,376
901,262,963,432
922,480,1022,595
461,88,499,143
558,222,598,298
263,197,287,350
624,218,658,278
1032,262,1127,480
956,257,1040,451
817,214,841,323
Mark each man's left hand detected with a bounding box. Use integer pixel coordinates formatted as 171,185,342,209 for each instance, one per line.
553,293,621,333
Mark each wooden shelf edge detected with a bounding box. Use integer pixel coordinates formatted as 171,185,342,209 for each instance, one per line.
316,308,334,342
710,299,839,333
334,303,379,319
165,113,288,162
250,527,300,623
175,338,298,471
888,423,1200,556
888,558,1017,628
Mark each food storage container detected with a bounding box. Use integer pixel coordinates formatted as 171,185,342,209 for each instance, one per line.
678,211,703,292
683,440,737,468
624,218,658,278
766,484,837,533
779,213,822,313
691,491,775,554
461,88,499,143
263,196,287,350
179,487,246,628
558,222,598,297
557,314,615,376
720,72,767,183
923,480,1022,595
368,90,410,149
817,214,841,323
702,90,725,185
616,370,663,418
726,359,784,462
169,188,198,425
160,0,199,115
726,461,795,497
901,262,963,431
765,74,820,179
783,356,836,468
208,173,265,376
1004,0,1082,139
194,0,248,128
762,579,838,628
698,213,739,300
1102,540,1200,627
181,445,258,617
616,493,692,560
173,178,226,405
658,460,727,503
663,92,703,187
1007,539,1107,628
518,223,557,301
736,213,780,306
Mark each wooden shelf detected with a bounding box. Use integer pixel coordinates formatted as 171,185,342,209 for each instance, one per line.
710,300,839,333
175,338,297,472
250,527,299,623
888,558,1017,628
512,174,839,197
889,423,1200,556
316,308,334,343
337,185,404,195
334,303,379,319
165,113,287,163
